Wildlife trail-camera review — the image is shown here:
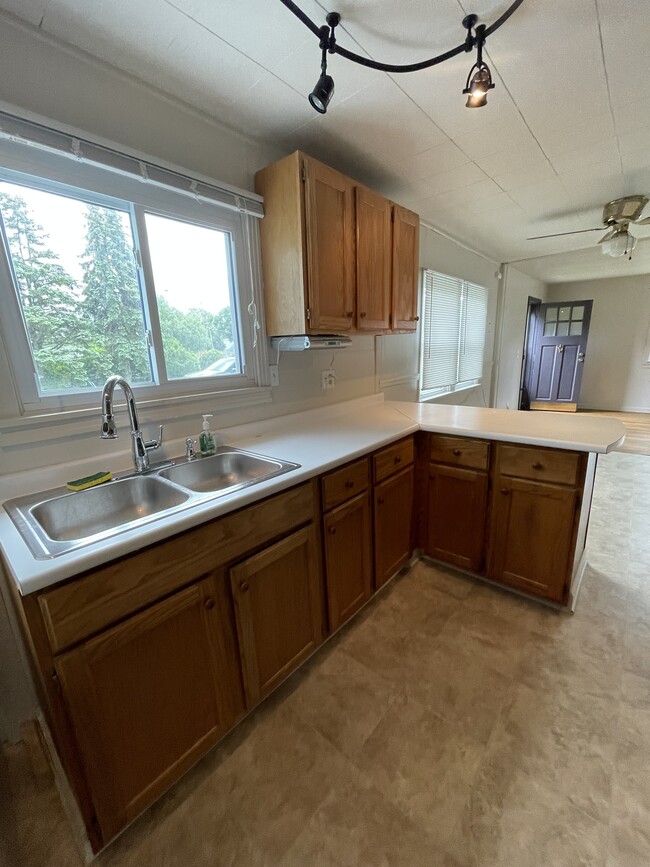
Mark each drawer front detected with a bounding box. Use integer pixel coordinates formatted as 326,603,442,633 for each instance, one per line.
429,435,489,471
39,481,316,654
321,458,370,512
497,444,581,486
373,437,414,483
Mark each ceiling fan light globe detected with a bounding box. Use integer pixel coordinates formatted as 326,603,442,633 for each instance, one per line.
601,231,634,257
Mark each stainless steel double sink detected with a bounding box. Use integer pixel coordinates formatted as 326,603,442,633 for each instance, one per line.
4,447,300,559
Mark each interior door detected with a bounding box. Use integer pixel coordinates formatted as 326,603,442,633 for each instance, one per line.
527,300,592,410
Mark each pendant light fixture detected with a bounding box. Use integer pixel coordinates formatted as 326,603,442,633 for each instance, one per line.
278,0,525,114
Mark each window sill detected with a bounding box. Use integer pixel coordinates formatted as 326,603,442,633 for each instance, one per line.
419,383,482,404
0,385,273,445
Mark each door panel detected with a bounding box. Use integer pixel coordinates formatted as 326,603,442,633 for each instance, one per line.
324,491,373,630
374,466,414,589
528,300,592,407
356,187,391,331
425,464,488,573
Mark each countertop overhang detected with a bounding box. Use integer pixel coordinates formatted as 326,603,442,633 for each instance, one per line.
0,396,626,596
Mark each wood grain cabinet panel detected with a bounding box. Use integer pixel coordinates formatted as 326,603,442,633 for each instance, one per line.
488,476,579,603
355,186,391,331
321,457,370,512
374,465,414,589
55,574,245,842
429,434,489,471
323,491,373,630
373,437,414,483
391,204,420,331
230,525,323,707
425,463,488,573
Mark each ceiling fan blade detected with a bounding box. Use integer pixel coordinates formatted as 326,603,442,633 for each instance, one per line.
527,228,603,240
633,216,650,225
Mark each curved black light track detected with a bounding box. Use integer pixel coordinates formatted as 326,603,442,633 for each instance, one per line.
278,0,526,73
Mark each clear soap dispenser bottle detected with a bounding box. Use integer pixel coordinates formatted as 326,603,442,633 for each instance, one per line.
199,414,217,456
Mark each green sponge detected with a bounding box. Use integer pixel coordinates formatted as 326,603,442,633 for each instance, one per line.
66,471,112,492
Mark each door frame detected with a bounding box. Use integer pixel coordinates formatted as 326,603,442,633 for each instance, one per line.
518,296,542,410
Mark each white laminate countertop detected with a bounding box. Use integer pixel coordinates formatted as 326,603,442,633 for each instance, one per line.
0,395,625,596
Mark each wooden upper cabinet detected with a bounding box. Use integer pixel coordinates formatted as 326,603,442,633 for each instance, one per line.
255,151,419,335
304,157,356,332
55,574,245,842
255,151,354,335
355,186,391,331
391,204,420,331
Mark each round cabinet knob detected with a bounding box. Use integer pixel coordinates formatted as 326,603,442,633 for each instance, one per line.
500,488,509,495
394,455,402,464
328,526,337,535
204,598,215,610
360,312,367,318
346,311,354,318
452,449,462,457
377,496,385,505
413,316,420,322
240,582,250,593
532,462,543,470
345,480,354,489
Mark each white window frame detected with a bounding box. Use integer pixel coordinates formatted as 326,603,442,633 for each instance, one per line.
0,143,268,416
419,269,488,401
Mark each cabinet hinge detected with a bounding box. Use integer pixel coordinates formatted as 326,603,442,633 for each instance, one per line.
51,671,62,695
301,164,306,182
306,307,311,321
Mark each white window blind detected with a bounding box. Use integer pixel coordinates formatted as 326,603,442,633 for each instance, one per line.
420,270,488,398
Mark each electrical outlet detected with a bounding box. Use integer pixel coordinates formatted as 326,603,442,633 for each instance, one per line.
269,364,280,387
321,369,336,390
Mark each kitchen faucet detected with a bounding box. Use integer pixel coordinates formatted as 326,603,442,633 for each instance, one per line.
100,375,164,473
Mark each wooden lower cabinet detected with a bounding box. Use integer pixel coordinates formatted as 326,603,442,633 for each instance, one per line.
55,574,245,841
323,491,373,630
374,465,414,588
425,462,488,573
488,476,579,603
230,524,323,707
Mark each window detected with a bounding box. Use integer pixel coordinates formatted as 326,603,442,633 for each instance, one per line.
420,270,488,399
0,111,266,414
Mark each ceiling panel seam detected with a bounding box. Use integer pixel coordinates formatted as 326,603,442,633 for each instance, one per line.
593,0,624,181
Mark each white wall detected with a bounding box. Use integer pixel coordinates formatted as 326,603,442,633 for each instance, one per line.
492,265,548,409
547,275,650,412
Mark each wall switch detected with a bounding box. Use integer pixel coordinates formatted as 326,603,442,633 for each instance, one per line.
269,364,280,387
321,369,336,390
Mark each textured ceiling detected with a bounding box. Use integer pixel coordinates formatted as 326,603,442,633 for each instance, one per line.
2,0,650,282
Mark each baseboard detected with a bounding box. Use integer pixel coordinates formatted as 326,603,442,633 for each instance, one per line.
530,401,577,412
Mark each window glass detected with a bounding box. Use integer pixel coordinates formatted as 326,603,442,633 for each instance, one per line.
557,322,569,336
558,306,571,321
545,307,557,322
144,213,240,380
544,322,556,337
571,305,584,320
569,321,583,336
0,181,151,394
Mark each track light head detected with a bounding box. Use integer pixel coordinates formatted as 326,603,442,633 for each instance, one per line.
464,65,493,107
309,73,335,113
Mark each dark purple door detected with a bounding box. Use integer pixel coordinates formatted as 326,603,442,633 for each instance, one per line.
528,300,592,407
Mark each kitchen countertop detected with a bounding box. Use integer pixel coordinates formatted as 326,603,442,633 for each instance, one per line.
0,395,626,596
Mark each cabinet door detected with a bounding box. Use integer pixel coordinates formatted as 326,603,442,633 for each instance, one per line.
304,158,355,332
355,186,391,331
374,465,414,589
230,525,323,707
391,204,420,331
55,575,244,842
324,491,373,631
488,476,578,603
425,463,488,573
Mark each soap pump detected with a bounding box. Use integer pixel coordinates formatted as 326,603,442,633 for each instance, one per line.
199,414,217,456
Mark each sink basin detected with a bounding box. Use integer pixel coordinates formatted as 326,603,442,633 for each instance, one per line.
159,448,290,494
5,475,190,558
4,447,300,559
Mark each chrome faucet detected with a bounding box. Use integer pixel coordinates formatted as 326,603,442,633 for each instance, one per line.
100,375,163,473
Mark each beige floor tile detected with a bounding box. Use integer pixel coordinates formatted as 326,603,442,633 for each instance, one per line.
621,671,650,712
623,628,650,680
282,645,399,760
436,603,531,679
281,770,463,867
352,691,484,849
452,767,609,867
606,818,650,867
412,559,478,600
462,581,564,636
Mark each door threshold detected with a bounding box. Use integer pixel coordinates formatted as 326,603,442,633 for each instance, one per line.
530,401,577,413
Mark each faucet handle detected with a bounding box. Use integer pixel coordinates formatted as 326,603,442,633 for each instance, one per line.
185,437,197,461
144,425,163,451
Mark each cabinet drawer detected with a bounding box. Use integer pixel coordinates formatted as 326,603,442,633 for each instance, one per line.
497,445,581,486
321,458,370,512
429,435,489,471
373,437,414,483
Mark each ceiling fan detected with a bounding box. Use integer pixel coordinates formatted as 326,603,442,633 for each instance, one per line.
528,195,650,258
